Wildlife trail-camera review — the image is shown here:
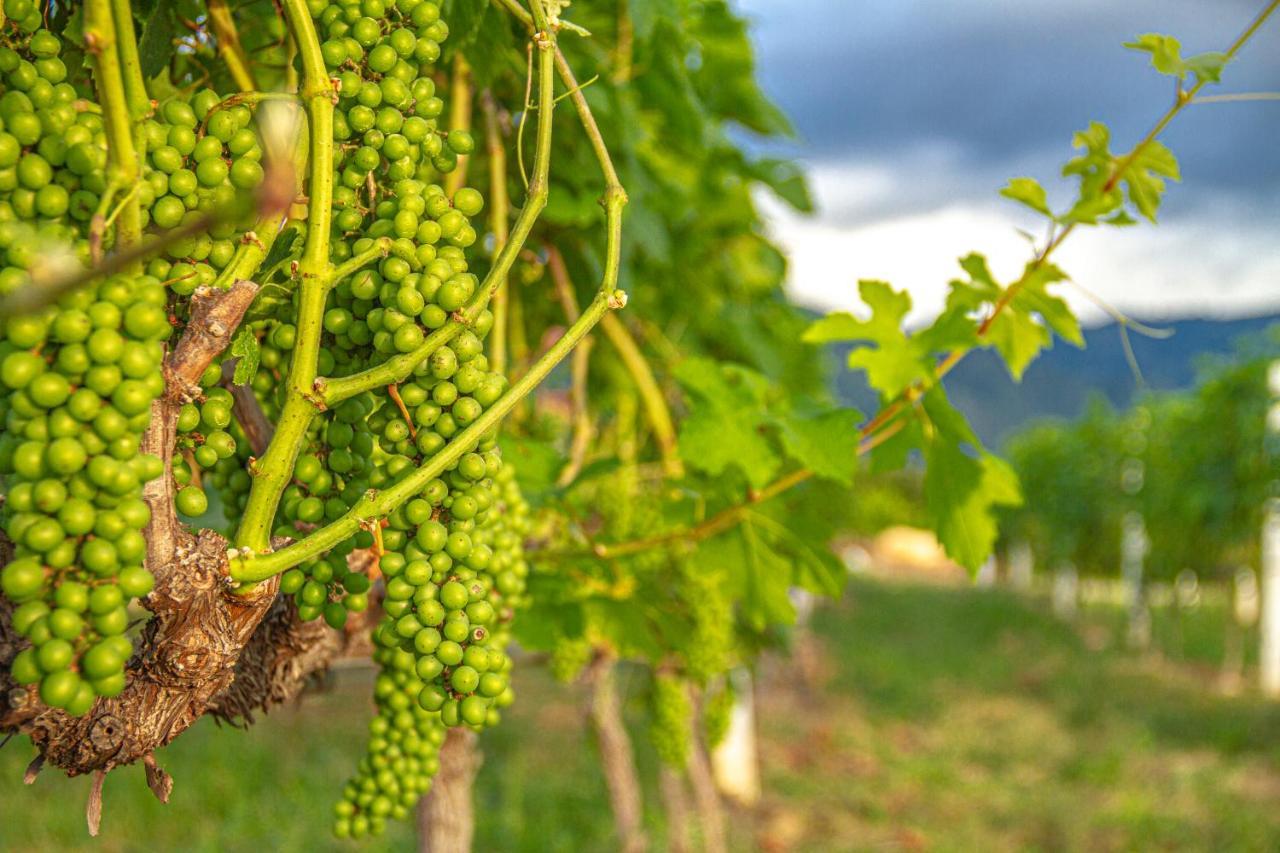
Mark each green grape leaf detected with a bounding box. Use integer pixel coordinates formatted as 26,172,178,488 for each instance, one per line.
1125,34,1231,86
230,327,260,386
947,255,1079,380
1000,177,1052,217
1120,140,1181,222
137,0,177,79
1184,51,1230,84
676,359,780,488
497,435,565,499
924,439,1022,573
772,407,861,486
1018,261,1082,347
1061,122,1123,225
748,158,814,213
699,525,794,630
808,281,980,398
1125,33,1186,77
258,225,304,283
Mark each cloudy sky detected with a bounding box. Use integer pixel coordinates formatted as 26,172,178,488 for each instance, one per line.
734,0,1280,325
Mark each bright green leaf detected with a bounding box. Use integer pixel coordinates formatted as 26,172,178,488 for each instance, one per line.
924,440,1023,572
1001,177,1053,217
772,408,861,485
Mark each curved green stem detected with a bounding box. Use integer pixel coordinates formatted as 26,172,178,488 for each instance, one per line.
231,289,624,582
315,16,557,407
207,0,259,93
85,0,143,255
234,0,335,553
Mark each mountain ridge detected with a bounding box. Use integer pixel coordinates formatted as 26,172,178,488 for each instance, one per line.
826,311,1280,447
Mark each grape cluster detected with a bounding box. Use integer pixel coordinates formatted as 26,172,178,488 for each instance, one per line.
0,19,178,714
649,672,692,768
334,463,529,837
0,20,98,279
136,92,265,293
0,273,169,713
333,653,445,839
702,678,735,750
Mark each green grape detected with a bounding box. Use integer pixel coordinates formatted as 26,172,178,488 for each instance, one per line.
649,674,692,768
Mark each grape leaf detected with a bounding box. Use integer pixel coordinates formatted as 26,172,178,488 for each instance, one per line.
1125,33,1232,86
748,158,814,213
807,280,980,398
1119,140,1180,222
230,327,260,386
675,358,780,488
924,439,1022,572
137,0,177,79
772,407,861,486
1125,33,1186,77
1000,177,1052,217
498,435,565,499
947,254,1079,380
699,525,794,631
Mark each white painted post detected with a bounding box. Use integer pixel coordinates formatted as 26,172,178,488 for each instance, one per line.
1121,408,1150,651
1009,540,1034,593
1262,501,1280,696
975,555,997,588
1223,566,1259,695
710,669,761,807
1052,562,1078,620
1261,362,1280,697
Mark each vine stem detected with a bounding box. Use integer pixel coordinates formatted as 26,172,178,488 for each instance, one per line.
481,91,511,375
544,0,1280,562
315,13,558,406
85,0,143,254
234,0,335,554
548,247,595,486
444,53,473,196
207,0,259,93
231,289,626,582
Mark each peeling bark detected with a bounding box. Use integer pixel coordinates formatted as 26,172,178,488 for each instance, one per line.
0,281,349,781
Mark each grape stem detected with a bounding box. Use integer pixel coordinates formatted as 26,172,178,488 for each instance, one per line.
481,91,511,376
206,0,260,93
84,0,143,255
313,8,559,407
547,246,595,487
230,287,627,582
234,0,336,554
444,53,473,196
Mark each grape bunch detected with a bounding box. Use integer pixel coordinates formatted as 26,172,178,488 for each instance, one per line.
649,672,692,768
0,19,177,715
0,272,169,713
332,649,446,839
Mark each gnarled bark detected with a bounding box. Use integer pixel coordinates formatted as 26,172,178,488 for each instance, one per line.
0,281,350,781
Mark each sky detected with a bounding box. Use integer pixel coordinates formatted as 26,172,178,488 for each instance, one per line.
733,0,1280,325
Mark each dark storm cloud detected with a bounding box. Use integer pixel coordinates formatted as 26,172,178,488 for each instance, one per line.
736,0,1280,208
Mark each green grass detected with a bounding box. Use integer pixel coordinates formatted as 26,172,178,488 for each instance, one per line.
4,577,1280,851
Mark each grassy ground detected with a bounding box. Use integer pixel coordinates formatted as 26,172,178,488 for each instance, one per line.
3,577,1280,851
